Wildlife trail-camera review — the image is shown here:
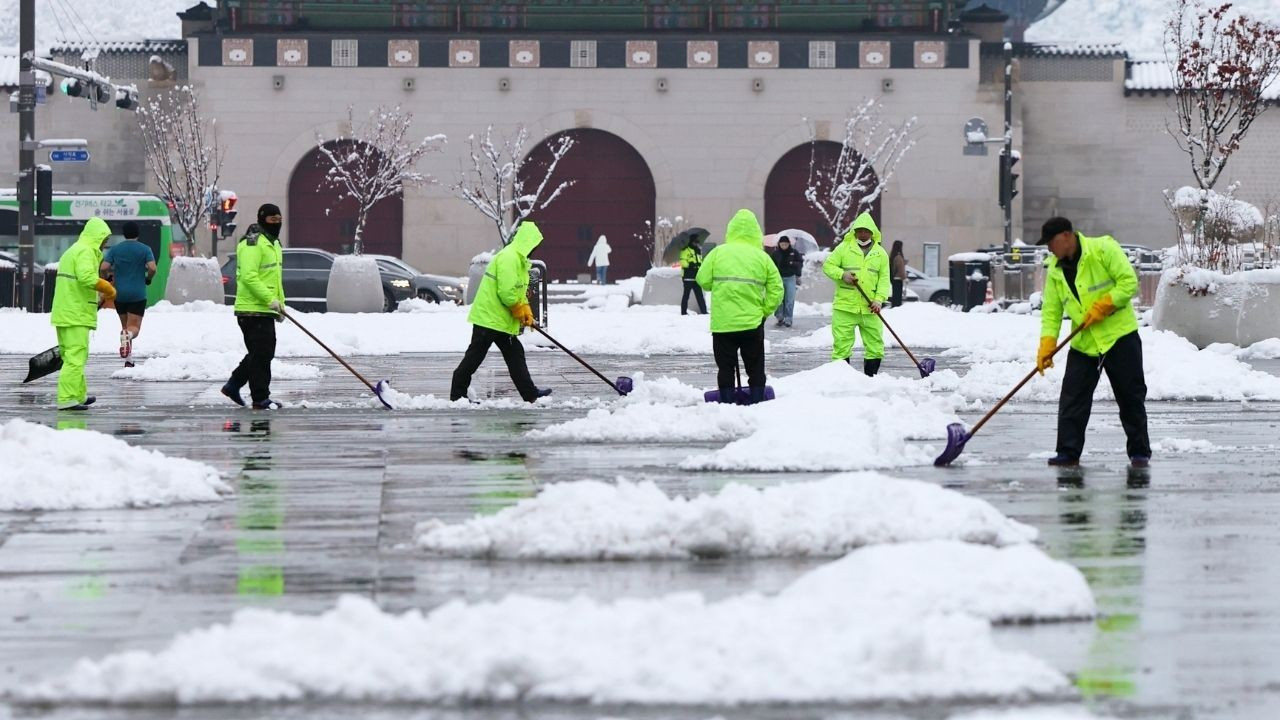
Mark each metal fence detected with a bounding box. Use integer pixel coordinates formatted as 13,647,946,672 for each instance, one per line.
989,252,1164,309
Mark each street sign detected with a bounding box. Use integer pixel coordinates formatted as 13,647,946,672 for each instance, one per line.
49,149,89,163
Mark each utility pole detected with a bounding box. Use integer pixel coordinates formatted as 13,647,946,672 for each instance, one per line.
1000,39,1013,253
17,0,36,310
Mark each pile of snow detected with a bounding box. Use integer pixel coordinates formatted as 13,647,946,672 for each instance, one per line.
0,419,229,510
112,353,321,382
1208,338,1280,360
393,298,456,313
416,474,1037,559
1150,437,1233,454
534,363,958,472
24,541,1089,705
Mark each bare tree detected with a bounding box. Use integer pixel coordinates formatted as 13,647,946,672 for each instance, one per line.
316,105,445,255
805,100,917,240
453,125,575,247
137,85,222,256
1165,0,1280,193
636,215,691,268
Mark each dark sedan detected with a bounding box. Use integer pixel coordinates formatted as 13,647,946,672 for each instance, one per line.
221,248,415,312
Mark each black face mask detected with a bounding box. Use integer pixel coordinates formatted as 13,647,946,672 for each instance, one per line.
261,221,282,238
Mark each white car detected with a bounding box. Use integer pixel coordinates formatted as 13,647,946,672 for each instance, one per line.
905,265,951,305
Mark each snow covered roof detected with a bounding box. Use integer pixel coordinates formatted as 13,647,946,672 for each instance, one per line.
1126,60,1280,100
980,41,1126,58
50,40,184,55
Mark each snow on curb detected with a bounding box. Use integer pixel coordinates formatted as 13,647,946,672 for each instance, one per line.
416,474,1037,559
22,541,1086,706
0,419,230,510
111,353,321,382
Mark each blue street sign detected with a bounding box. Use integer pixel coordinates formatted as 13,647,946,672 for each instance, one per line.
49,149,90,163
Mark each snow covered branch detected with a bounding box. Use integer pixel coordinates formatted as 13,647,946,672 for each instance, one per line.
452,125,576,247
636,215,690,268
315,105,445,255
136,86,222,256
804,100,917,240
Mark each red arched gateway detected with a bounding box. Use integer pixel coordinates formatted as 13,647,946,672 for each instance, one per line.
518,129,655,281
764,141,881,248
287,141,404,257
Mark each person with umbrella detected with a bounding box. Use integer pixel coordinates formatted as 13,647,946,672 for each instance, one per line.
679,230,708,315
823,211,890,376
770,234,803,327
695,209,783,404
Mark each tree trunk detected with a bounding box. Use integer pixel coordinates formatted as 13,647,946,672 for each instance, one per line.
353,206,368,255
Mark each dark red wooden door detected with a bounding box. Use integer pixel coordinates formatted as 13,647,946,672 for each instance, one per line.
287,141,403,257
764,141,881,248
518,129,655,281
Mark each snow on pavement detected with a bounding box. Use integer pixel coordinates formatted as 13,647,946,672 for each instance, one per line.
111,352,321,382
24,540,1088,705
0,419,230,510
416,474,1037,559
950,706,1119,720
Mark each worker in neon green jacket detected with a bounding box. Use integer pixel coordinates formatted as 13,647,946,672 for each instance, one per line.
695,209,783,404
51,217,115,410
222,203,286,410
450,222,552,403
1035,216,1150,469
822,211,890,376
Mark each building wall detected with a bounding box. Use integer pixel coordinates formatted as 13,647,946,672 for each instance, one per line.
188,37,1011,275
0,93,148,193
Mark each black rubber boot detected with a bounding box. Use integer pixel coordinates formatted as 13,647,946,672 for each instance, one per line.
864,359,881,377
717,387,735,404
748,386,767,405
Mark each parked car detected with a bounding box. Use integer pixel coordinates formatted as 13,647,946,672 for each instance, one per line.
366,254,465,305
905,264,951,305
220,248,416,312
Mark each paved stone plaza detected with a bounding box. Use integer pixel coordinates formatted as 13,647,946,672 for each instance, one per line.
2,323,1279,719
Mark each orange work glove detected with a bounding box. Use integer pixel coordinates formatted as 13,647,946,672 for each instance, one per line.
510,302,535,328
1036,336,1057,376
1083,296,1115,327
94,278,117,301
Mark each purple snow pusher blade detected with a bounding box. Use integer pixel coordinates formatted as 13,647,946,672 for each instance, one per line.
934,422,970,466
702,386,775,405
919,357,937,378
615,376,634,395
373,380,395,410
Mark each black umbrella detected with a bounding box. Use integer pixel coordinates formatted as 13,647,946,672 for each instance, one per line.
661,227,710,265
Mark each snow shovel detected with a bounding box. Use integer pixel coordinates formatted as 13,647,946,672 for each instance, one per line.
22,345,61,383
847,275,935,378
934,323,1086,466
281,308,394,409
532,324,632,395
703,363,775,405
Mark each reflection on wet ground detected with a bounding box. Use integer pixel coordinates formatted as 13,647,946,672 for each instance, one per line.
2,333,1280,719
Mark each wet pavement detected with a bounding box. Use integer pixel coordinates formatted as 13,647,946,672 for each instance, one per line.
2,316,1280,719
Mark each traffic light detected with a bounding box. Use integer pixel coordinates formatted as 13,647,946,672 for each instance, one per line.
218,193,238,237
114,86,138,111
998,149,1021,209
59,78,83,97
35,166,52,216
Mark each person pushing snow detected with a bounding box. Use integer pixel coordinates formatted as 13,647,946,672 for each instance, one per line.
51,217,115,410
823,212,889,377
586,234,611,285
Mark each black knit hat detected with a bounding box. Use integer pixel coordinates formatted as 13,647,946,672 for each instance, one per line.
257,203,282,224
1038,216,1073,245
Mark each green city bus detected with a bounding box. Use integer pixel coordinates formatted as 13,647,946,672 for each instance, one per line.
0,191,175,306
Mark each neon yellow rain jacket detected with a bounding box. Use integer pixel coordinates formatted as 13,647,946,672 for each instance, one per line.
51,217,110,329
823,212,890,313
695,209,783,333
469,222,543,335
1041,232,1139,356
234,231,285,315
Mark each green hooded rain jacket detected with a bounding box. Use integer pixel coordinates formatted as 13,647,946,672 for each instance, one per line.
695,209,783,333
51,217,110,329
823,212,890,314
469,222,543,335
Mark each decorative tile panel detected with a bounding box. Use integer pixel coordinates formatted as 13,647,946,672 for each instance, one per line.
687,40,717,68
276,39,307,67
222,38,253,66
859,41,890,69
509,40,540,68
332,39,358,67
449,39,480,68
388,40,418,67
809,41,835,69
748,41,779,69
625,40,657,68
570,40,597,68
914,41,946,69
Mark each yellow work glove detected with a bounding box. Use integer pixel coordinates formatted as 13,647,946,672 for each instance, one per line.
510,302,535,328
94,278,117,302
1036,336,1057,376
1084,296,1115,327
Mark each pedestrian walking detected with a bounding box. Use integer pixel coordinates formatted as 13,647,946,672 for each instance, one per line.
100,221,157,368
771,235,803,327
222,203,286,410
696,209,783,404
823,212,890,376
1035,216,1150,468
586,234,611,285
51,217,115,410
889,240,907,308
680,235,708,315
451,221,553,403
